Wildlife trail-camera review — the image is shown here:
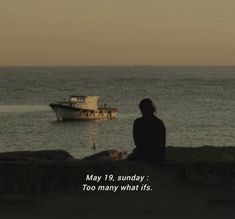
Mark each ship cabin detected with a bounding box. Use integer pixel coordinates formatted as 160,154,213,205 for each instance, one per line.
69,96,100,110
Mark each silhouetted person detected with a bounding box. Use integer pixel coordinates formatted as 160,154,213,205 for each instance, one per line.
128,98,166,165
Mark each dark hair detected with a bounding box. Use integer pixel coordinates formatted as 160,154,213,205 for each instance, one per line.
139,98,156,116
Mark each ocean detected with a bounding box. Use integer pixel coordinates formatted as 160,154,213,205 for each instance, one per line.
0,66,234,158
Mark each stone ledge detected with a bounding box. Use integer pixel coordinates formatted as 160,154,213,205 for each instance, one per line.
0,146,235,195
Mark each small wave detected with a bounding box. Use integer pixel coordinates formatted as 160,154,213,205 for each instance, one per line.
117,113,138,119
0,105,49,113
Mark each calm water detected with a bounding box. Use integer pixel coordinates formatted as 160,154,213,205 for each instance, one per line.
0,66,234,158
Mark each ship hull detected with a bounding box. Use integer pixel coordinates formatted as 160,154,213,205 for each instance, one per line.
49,103,117,121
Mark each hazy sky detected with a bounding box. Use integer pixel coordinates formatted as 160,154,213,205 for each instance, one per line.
0,0,234,66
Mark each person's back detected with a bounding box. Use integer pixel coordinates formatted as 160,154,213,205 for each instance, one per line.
129,98,166,164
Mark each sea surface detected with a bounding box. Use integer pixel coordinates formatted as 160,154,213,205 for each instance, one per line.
0,66,234,158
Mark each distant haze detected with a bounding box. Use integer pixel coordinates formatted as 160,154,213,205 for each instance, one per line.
0,0,234,66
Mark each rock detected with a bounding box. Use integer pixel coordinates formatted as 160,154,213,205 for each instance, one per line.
83,149,128,161
166,146,235,162
0,146,235,195
0,150,74,161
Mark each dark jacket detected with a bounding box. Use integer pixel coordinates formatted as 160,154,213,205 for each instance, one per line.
132,115,166,164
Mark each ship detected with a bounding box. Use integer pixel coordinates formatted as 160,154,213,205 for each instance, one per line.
49,96,117,121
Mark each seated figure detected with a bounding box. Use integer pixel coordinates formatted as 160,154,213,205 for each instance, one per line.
128,98,166,164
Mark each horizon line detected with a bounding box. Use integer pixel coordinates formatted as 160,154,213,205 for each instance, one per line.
0,64,235,68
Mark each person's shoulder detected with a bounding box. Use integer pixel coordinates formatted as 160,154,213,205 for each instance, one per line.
134,117,143,123
134,117,144,125
155,116,165,125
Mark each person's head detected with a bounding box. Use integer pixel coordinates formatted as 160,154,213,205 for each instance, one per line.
139,98,156,116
